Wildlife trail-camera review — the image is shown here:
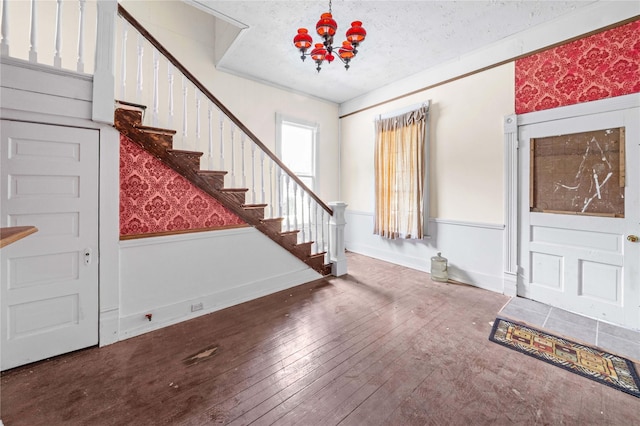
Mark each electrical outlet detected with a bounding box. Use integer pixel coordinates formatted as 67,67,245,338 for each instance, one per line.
191,302,203,312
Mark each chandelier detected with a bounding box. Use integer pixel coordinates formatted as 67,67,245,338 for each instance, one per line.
292,0,366,72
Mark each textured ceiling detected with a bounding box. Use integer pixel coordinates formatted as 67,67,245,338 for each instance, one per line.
189,1,598,104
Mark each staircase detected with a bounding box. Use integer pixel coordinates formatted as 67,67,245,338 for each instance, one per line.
115,104,331,275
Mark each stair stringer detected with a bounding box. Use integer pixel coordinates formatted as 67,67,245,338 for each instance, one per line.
114,107,331,275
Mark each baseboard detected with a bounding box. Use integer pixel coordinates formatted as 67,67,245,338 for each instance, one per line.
118,268,319,339
99,307,120,347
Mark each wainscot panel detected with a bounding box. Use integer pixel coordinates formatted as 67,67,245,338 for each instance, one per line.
118,227,320,339
345,210,505,293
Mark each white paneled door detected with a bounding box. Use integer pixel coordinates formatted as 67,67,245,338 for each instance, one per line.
518,106,639,329
1,121,99,370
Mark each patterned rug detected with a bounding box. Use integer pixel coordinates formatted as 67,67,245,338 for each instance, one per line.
489,318,640,398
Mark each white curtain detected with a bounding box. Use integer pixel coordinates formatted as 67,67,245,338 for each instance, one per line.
374,104,428,239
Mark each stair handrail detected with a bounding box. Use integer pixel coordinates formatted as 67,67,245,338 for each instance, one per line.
117,4,332,217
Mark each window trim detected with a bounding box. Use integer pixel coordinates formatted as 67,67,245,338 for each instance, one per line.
275,113,319,193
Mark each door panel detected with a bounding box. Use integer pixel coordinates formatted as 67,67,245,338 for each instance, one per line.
1,120,99,370
518,107,639,329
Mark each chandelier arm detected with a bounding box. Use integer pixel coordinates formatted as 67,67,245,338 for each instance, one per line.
293,0,364,71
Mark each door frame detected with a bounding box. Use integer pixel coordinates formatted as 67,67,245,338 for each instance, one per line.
503,93,640,315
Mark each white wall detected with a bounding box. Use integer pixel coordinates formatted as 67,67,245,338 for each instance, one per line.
119,228,320,338
342,64,513,223
341,64,512,292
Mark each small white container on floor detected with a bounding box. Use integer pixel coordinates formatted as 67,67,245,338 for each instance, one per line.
430,252,449,282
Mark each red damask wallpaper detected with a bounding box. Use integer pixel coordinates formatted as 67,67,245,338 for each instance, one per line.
120,134,246,237
516,20,640,114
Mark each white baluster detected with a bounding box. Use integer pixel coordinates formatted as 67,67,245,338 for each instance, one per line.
269,161,275,218
152,49,159,126
119,20,128,99
136,33,143,102
314,203,319,253
260,151,266,205
251,143,256,203
218,111,224,171
284,174,291,232
229,129,236,187
1,0,9,56
195,90,201,152
323,210,329,261
76,0,86,72
308,195,312,248
167,62,174,129
181,76,188,147
293,182,298,233
53,0,62,67
28,0,37,62
300,190,305,242
278,166,283,219
207,103,214,169
241,132,246,188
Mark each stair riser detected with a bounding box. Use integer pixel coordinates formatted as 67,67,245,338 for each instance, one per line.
198,175,225,190
305,256,326,271
143,133,173,150
292,242,313,258
243,209,265,220
168,152,202,171
220,192,246,205
280,234,297,246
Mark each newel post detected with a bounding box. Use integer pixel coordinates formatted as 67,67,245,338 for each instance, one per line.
92,0,117,124
329,201,348,276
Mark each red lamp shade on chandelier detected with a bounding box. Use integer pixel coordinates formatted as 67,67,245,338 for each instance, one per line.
293,1,366,72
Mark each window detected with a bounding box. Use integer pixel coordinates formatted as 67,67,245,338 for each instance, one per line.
276,115,318,191
374,103,430,239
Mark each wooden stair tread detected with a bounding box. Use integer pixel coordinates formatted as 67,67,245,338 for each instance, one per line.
135,124,177,136
308,251,327,259
167,149,203,156
116,100,147,111
219,188,249,193
198,170,227,176
243,204,268,209
263,217,283,223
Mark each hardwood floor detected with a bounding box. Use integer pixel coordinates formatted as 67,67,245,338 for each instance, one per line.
2,252,639,425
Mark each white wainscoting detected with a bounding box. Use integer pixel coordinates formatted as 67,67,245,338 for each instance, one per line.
345,210,505,293
118,227,321,339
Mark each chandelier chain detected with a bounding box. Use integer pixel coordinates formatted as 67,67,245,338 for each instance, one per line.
329,0,332,14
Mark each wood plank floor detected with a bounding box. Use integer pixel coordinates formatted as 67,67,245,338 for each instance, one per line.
2,252,639,425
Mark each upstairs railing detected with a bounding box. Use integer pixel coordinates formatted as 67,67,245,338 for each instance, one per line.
0,0,347,270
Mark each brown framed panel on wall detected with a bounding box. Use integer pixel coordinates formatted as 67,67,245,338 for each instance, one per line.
530,127,625,217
